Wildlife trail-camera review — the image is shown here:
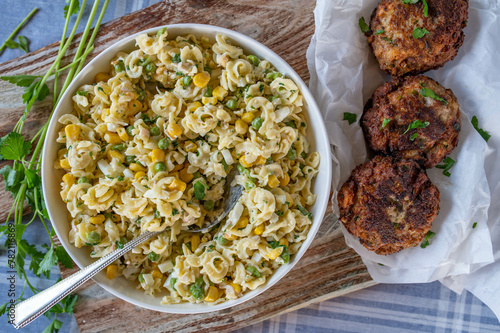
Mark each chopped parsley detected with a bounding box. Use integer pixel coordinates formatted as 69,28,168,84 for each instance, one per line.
403,120,430,135
375,30,385,35
172,208,179,216
358,17,370,33
413,27,430,39
343,112,357,125
296,205,313,220
76,90,88,96
435,157,455,177
420,84,448,104
381,118,391,129
471,116,491,142
193,180,208,200
473,222,478,229
420,231,436,248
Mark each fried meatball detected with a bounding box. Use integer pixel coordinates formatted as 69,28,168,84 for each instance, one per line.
361,75,460,169
338,156,440,255
367,0,468,76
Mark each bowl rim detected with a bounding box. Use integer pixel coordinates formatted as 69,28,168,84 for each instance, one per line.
41,23,332,314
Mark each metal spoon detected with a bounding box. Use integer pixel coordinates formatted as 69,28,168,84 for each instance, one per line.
13,169,243,329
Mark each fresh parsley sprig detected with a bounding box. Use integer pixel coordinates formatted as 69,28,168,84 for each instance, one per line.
0,7,38,55
0,1,110,332
436,156,455,177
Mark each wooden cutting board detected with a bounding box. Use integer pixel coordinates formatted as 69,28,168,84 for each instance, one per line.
0,1,376,332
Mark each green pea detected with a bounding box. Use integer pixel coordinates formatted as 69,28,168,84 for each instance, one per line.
170,277,178,291
193,171,202,180
125,155,136,165
251,117,264,130
172,53,181,63
148,251,160,262
137,90,146,102
204,200,214,211
245,180,256,191
285,120,297,129
154,209,161,219
247,55,260,66
144,62,156,74
226,99,237,110
138,273,145,283
246,266,262,278
204,86,213,97
237,164,246,173
287,148,297,161
86,231,101,245
217,236,229,246
78,176,90,184
266,72,283,80
182,76,192,86
189,277,205,300
149,126,161,136
203,66,212,74
158,138,170,150
154,162,166,172
280,246,290,264
157,27,166,36
112,143,126,151
126,126,134,136
114,60,125,73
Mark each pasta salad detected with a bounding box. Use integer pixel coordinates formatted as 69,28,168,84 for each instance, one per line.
55,28,320,304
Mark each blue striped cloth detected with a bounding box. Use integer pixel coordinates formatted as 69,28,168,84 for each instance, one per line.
0,1,499,332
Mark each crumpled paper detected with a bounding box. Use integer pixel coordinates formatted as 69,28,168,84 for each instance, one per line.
306,0,500,319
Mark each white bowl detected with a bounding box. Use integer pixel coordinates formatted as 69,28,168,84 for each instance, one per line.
42,24,332,314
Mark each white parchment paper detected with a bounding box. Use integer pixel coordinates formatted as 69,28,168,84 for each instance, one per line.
307,0,500,318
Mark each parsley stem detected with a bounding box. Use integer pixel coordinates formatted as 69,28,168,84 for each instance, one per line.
0,7,38,54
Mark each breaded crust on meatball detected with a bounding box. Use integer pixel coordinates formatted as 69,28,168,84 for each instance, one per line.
361,75,460,169
337,156,440,255
367,0,468,76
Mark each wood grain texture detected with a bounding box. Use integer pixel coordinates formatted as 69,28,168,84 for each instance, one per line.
0,0,375,331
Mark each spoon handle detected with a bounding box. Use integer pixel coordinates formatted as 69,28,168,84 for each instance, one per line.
13,230,160,329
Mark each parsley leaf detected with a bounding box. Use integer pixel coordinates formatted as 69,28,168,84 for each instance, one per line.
296,205,313,220
473,222,477,229
471,116,491,142
358,17,370,33
375,30,385,35
0,132,31,160
37,246,58,277
402,0,420,4
435,156,455,177
1,74,40,87
64,0,80,18
420,85,448,104
410,133,418,141
403,120,430,135
4,36,30,53
55,246,73,269
420,231,436,248
194,180,208,200
381,118,391,129
343,112,357,125
413,27,430,39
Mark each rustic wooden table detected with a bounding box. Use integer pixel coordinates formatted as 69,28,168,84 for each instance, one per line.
0,1,375,332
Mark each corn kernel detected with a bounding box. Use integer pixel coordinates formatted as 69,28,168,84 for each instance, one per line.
280,173,290,187
191,235,200,251
268,174,280,189
202,96,218,105
104,132,121,144
108,150,123,161
187,101,203,112
150,149,165,163
279,238,289,247
152,269,163,279
106,264,118,279
173,163,184,172
224,231,237,241
212,86,228,100
254,224,265,235
235,216,249,230
167,123,182,139
90,215,105,225
230,282,242,294
184,141,198,153
134,171,146,180
179,167,193,183
255,156,266,165
60,158,71,169
65,124,80,141
239,155,252,168
168,178,187,192
117,127,129,141
268,248,282,260
205,286,219,302
128,100,142,115
130,163,146,172
235,119,248,135
101,108,110,121
62,174,75,185
241,112,255,124
95,72,110,83
193,72,211,88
